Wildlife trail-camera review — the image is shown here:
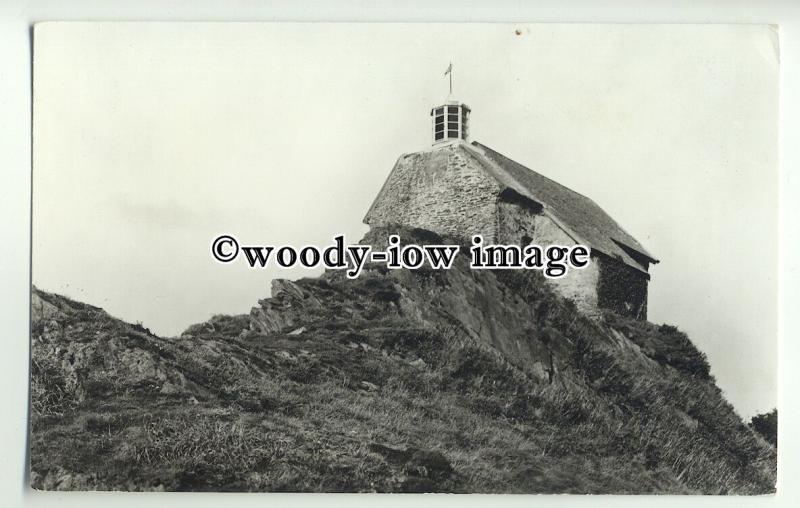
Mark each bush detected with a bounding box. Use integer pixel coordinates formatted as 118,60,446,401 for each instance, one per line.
750,409,777,447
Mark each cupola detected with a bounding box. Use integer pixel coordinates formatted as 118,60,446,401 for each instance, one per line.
431,100,470,146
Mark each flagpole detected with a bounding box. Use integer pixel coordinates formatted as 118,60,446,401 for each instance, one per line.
444,62,453,97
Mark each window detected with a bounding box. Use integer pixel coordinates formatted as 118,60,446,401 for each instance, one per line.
432,104,469,144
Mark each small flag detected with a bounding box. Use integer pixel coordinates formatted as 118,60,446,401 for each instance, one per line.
444,62,452,76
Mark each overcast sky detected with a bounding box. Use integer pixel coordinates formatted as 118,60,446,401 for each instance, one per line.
33,23,778,418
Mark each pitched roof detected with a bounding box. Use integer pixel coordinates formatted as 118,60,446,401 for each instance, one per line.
465,141,658,272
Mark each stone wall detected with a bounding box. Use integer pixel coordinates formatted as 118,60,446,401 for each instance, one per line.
596,254,650,320
365,144,648,321
364,145,501,240
496,200,601,317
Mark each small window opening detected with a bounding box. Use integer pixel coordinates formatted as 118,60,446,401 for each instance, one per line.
432,103,470,144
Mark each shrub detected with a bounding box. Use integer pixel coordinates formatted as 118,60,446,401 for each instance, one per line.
750,409,777,447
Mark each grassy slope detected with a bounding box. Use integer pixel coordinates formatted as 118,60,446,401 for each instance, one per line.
29,229,776,493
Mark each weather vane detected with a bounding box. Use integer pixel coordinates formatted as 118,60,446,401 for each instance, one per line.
444,62,453,95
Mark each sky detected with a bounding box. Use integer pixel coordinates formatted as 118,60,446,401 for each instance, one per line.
32,23,778,418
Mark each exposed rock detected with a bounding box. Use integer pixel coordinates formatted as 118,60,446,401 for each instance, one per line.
360,381,379,392
28,228,775,493
249,279,325,334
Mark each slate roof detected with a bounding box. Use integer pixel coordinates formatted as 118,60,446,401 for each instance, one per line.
465,141,658,273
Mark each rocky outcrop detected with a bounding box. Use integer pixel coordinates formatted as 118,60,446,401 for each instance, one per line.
248,228,609,385
31,290,193,408
29,227,776,493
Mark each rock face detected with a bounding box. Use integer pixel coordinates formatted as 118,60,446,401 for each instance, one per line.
31,290,193,405
29,227,775,493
